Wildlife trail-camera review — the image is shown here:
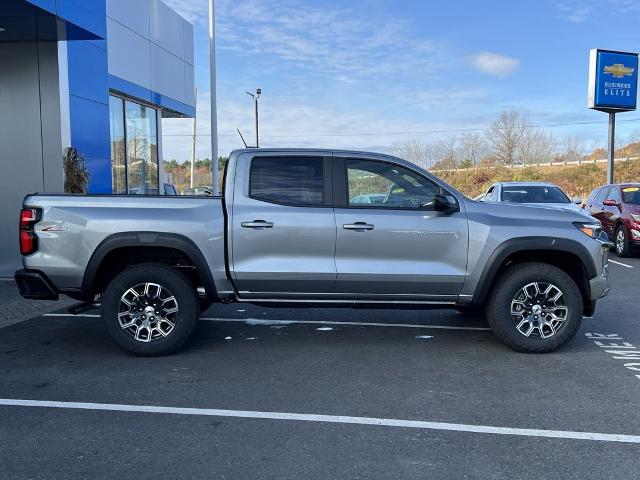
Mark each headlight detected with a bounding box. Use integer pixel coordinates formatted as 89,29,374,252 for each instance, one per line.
631,213,640,222
574,221,602,239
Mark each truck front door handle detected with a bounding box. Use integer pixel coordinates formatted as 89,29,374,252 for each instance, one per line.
241,220,274,229
343,222,374,231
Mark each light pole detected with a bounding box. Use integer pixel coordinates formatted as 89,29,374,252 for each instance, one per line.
246,88,261,148
190,88,197,188
209,0,219,195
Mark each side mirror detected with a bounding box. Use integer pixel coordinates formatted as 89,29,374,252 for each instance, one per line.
603,199,619,207
434,194,459,213
572,197,582,205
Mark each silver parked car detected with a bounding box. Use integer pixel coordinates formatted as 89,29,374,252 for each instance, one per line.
480,182,585,213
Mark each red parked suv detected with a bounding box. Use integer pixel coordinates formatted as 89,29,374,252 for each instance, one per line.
585,183,640,257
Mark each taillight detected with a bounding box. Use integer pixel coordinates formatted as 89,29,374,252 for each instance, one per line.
19,208,40,255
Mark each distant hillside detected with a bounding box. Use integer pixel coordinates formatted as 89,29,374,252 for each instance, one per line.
434,159,640,199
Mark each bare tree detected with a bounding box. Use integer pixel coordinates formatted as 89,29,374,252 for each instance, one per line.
485,110,526,165
439,136,459,170
560,135,584,163
517,128,555,166
389,138,442,169
458,132,488,168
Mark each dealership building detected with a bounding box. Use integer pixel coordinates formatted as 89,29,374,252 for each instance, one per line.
0,0,196,276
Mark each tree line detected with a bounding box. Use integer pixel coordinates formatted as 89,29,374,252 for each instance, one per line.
389,109,640,171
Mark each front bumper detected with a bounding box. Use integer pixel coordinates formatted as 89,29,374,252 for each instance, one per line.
14,269,59,300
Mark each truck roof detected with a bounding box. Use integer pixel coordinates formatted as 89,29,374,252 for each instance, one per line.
229,147,404,159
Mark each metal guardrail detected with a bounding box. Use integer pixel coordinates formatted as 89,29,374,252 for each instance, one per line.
430,156,639,173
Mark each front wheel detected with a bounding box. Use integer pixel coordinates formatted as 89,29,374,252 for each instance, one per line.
615,226,632,258
102,263,199,356
486,263,583,353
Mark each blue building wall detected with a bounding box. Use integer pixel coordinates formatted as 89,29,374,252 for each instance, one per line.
18,0,195,194
68,38,112,193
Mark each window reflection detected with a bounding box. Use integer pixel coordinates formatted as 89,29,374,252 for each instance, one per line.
109,95,159,195
109,96,126,194
125,101,158,194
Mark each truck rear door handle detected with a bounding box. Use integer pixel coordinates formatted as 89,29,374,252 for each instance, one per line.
241,220,274,229
343,222,374,231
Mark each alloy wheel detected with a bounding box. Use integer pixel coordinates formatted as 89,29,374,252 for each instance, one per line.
510,282,568,339
616,229,626,256
118,283,179,342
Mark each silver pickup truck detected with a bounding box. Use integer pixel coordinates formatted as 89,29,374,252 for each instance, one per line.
15,149,611,355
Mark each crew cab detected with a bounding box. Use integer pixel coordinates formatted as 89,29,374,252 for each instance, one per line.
15,149,611,355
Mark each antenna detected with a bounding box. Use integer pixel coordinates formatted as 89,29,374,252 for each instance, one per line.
237,128,248,148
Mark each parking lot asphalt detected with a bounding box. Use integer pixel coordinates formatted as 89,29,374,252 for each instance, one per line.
1,256,640,479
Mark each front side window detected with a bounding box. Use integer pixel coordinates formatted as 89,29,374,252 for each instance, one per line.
607,187,621,204
500,186,570,204
595,188,610,203
250,157,324,206
347,159,440,210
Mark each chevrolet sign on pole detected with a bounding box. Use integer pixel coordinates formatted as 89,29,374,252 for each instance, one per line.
588,49,639,184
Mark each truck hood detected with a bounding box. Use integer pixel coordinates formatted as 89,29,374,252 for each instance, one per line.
516,202,592,218
470,200,594,223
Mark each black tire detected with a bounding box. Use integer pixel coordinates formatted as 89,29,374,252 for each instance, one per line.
486,262,583,353
615,226,632,258
102,263,199,356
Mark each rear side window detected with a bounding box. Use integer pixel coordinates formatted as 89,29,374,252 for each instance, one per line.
250,157,324,206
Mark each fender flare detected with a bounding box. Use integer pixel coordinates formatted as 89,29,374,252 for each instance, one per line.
472,237,597,304
82,232,218,302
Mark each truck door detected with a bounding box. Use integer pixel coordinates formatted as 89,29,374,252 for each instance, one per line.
602,186,622,238
332,156,469,302
230,153,337,298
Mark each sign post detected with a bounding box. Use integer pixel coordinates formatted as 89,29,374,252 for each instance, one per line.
588,49,639,184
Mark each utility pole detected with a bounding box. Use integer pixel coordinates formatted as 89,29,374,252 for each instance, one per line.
190,88,197,188
209,0,219,195
246,89,261,147
607,112,615,185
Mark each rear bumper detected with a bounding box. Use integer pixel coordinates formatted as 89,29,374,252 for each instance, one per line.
14,269,59,300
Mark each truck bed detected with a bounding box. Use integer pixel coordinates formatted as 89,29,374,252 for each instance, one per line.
21,194,226,294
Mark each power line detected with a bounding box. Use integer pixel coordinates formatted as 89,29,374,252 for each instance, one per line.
161,116,640,140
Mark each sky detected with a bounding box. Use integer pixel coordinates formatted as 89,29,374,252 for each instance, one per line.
160,0,640,162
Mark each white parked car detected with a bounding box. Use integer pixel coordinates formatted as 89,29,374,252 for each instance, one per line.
479,182,585,213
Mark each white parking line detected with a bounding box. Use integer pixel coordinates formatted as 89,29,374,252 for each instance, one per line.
609,260,634,268
1,398,638,444
42,313,491,331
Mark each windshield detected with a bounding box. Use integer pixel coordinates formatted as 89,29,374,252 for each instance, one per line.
500,185,570,204
622,187,640,205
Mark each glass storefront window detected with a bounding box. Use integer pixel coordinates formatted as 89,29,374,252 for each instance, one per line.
109,95,160,195
109,96,126,194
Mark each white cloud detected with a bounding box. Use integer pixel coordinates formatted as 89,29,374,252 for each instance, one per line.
470,52,520,77
160,0,208,25
556,0,640,23
556,2,593,22
160,0,458,161
213,0,443,80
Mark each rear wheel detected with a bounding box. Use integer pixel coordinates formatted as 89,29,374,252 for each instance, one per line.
486,262,582,353
102,263,199,355
615,226,632,258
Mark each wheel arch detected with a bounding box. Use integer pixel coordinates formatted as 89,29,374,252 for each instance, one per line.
81,232,218,303
473,237,596,314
